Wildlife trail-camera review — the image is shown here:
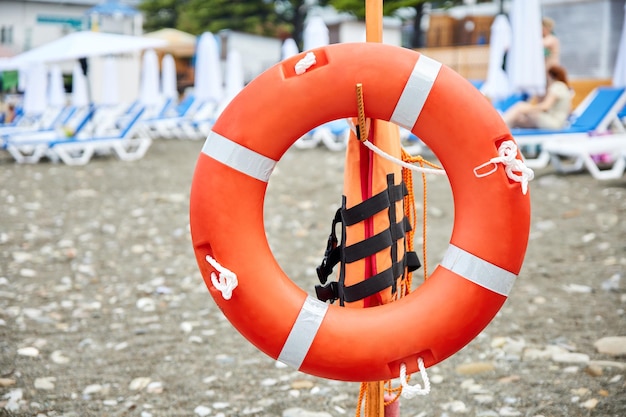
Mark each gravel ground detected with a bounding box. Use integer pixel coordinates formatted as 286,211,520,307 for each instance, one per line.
0,138,625,417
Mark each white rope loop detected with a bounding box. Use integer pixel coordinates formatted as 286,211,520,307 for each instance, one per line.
295,52,317,75
473,140,534,195
344,120,446,176
399,357,431,398
362,139,447,176
205,255,238,300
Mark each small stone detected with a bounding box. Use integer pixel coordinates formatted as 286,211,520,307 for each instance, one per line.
498,375,521,384
455,362,495,375
194,405,212,417
50,350,70,364
4,388,23,412
180,322,194,333
581,398,599,410
136,298,156,312
582,233,596,243
17,346,39,357
601,274,620,291
243,406,265,414
571,387,590,396
563,284,592,294
19,268,37,277
585,365,603,376
430,374,444,384
146,381,163,394
212,402,229,409
114,342,129,351
83,384,103,395
129,377,151,391
261,378,278,387
442,400,468,413
563,366,579,373
552,352,590,364
0,378,16,387
474,394,494,404
291,380,315,389
282,408,333,417
594,336,626,356
499,406,522,416
34,377,56,390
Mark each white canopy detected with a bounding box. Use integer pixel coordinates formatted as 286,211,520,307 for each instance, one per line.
8,31,167,68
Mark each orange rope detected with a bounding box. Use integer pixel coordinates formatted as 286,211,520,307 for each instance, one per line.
356,382,366,417
354,151,441,416
402,151,442,280
356,84,368,142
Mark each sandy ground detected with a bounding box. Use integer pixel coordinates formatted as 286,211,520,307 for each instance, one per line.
0,139,624,417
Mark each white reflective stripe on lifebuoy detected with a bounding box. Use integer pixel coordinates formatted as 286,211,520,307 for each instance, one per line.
390,55,442,130
440,245,516,297
278,295,329,369
202,131,277,182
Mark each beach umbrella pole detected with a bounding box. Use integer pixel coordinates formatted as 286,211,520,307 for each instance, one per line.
79,57,95,132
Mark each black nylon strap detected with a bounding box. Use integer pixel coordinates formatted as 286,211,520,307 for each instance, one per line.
342,254,408,303
344,229,393,264
388,181,408,203
386,174,399,295
391,217,412,240
341,182,407,226
315,174,421,305
342,190,389,226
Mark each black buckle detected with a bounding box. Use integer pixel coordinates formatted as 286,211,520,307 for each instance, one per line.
406,251,421,272
315,282,339,303
316,208,342,285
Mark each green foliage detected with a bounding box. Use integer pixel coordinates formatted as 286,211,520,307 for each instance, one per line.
327,0,467,19
328,0,409,19
176,0,279,36
138,0,181,33
140,0,286,36
138,0,491,44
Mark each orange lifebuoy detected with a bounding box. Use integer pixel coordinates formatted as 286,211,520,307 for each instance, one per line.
189,43,531,382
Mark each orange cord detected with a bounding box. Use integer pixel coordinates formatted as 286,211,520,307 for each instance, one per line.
402,151,442,280
356,84,368,142
354,150,441,417
352,82,444,415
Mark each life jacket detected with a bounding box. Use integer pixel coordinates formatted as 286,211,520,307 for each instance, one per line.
315,120,420,308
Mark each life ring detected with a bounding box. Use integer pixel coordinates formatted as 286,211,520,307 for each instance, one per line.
189,42,531,382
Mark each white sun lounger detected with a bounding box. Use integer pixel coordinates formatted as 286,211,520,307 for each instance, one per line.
542,135,626,180
510,87,626,169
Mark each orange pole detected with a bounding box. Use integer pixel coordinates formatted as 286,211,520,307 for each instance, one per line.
366,0,383,43
364,1,386,416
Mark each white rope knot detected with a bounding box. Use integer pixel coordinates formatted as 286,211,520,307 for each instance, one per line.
473,140,534,194
399,357,431,398
295,52,316,75
205,255,238,300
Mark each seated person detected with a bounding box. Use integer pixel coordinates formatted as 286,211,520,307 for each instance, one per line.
503,65,572,129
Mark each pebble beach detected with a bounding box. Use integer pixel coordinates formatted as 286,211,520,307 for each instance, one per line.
0,139,625,417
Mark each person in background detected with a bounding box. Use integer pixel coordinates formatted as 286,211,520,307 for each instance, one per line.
1,102,16,124
542,17,560,69
503,65,572,129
